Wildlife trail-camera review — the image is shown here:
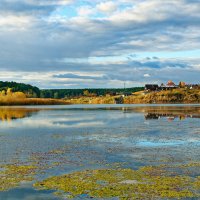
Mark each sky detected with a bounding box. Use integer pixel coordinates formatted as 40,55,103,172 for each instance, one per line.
0,0,200,89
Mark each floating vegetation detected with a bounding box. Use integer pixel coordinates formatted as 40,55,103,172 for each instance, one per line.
0,165,37,191
194,177,200,189
1,105,200,199
34,164,200,199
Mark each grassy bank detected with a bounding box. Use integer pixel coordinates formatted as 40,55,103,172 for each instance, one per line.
0,98,69,106
0,88,199,105
124,88,200,104
65,96,117,104
66,88,200,104
0,89,69,105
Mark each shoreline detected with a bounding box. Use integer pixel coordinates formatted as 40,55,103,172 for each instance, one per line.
0,101,199,106
0,88,199,106
0,98,70,106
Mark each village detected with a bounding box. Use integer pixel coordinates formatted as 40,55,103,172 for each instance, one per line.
112,80,200,104
145,80,200,91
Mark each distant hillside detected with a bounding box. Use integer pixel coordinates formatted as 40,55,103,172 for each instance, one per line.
0,81,199,104
66,88,200,104
124,88,200,104
0,81,40,98
41,87,144,99
0,81,144,99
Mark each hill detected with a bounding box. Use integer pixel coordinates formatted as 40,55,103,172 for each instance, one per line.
124,88,200,104
41,87,144,99
0,81,40,98
65,88,200,104
0,81,144,99
0,81,199,104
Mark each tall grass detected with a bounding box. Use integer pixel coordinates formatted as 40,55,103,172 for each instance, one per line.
1,88,199,105
124,88,200,104
0,89,69,105
66,88,200,104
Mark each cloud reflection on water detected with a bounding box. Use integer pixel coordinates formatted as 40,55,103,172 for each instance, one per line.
0,105,200,199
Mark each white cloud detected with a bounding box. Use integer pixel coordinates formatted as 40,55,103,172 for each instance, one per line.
77,6,95,17
97,1,117,13
0,0,200,88
0,15,33,29
144,74,150,78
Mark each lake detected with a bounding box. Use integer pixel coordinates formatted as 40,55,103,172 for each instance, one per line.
0,105,200,199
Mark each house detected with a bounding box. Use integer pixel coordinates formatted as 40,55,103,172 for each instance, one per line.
145,84,159,91
145,80,199,92
160,80,178,90
167,80,176,87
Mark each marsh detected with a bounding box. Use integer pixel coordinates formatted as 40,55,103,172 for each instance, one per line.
0,105,200,199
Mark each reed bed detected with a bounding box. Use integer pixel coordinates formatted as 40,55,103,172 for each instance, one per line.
0,98,69,105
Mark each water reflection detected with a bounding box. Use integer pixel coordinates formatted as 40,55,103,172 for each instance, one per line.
1,105,200,123
145,113,200,121
0,105,200,199
0,108,40,122
122,105,200,121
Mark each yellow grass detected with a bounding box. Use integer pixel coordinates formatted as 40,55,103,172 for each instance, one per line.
124,88,200,104
66,88,200,104
1,88,199,105
0,88,70,105
0,98,69,106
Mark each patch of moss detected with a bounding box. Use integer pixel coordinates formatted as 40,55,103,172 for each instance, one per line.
194,176,200,189
34,165,200,199
0,165,37,191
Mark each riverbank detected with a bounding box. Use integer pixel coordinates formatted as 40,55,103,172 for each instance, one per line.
0,98,69,106
0,88,199,105
65,88,200,104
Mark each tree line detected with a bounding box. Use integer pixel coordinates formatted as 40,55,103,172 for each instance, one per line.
0,81,144,99
41,87,144,99
0,81,40,98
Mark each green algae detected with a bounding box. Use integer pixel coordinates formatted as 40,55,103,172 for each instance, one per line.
34,165,200,199
194,177,200,189
0,165,37,191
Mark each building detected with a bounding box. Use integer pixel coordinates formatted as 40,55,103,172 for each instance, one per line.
145,84,159,91
167,80,176,87
145,80,199,92
160,80,178,90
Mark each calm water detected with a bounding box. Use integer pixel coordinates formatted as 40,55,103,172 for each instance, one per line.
0,104,200,199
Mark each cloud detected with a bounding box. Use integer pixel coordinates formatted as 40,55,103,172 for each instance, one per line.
54,73,106,80
96,1,117,14
0,0,199,88
0,0,73,15
0,15,33,28
144,74,150,78
77,6,95,17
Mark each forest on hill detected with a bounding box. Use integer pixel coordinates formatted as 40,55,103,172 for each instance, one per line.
41,87,144,99
0,81,40,98
0,81,144,99
0,81,199,104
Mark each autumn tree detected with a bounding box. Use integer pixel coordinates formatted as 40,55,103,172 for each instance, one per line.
83,90,90,96
179,81,186,88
